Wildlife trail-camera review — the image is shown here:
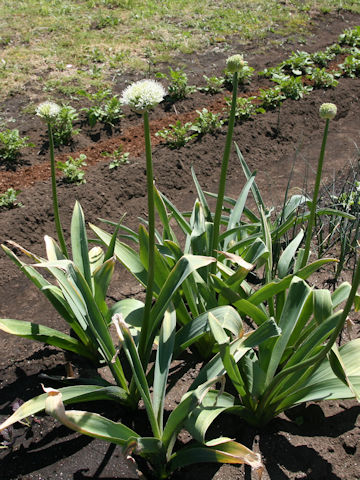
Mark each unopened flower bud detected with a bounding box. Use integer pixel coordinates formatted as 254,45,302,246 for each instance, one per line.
36,101,61,121
319,103,337,120
121,79,166,114
226,54,245,73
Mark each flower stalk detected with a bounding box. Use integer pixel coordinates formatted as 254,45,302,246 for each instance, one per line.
211,67,239,269
301,103,337,268
37,102,68,257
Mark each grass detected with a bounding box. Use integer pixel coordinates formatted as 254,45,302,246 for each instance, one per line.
0,0,359,100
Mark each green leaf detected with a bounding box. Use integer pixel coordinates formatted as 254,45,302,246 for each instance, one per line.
71,201,92,289
169,438,263,473
153,304,176,431
236,144,265,213
277,229,304,278
45,388,138,444
93,256,116,317
0,385,127,432
0,318,95,360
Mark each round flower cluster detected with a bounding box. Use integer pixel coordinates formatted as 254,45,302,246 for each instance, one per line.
36,101,61,121
319,103,337,120
121,79,166,113
226,54,245,73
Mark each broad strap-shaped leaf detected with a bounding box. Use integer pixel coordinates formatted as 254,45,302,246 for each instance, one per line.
159,191,192,236
90,223,148,287
154,186,178,243
0,385,127,432
93,256,116,318
259,277,312,385
1,243,76,326
44,387,138,444
168,437,263,476
71,201,92,289
236,143,265,213
275,338,360,408
145,254,216,360
0,318,95,360
191,166,212,223
153,304,176,432
277,229,304,279
174,305,243,356
224,174,255,250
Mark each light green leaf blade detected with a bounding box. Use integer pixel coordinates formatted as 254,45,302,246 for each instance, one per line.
71,201,92,288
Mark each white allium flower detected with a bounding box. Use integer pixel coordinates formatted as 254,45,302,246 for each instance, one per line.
226,54,245,73
319,103,337,120
36,101,61,121
121,79,166,113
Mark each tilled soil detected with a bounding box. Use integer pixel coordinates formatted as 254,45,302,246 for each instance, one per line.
0,10,360,480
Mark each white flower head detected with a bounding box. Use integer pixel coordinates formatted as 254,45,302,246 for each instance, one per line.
36,101,61,122
226,54,245,73
121,79,166,113
319,103,337,120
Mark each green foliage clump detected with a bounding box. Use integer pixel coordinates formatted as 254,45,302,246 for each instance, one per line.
225,96,257,122
156,120,196,148
190,108,223,135
0,188,22,209
79,88,123,127
157,67,196,101
273,74,312,100
198,75,224,94
339,53,360,78
280,50,314,75
339,26,360,47
57,153,87,184
52,105,80,146
258,86,285,109
108,151,130,169
307,68,339,88
0,129,33,166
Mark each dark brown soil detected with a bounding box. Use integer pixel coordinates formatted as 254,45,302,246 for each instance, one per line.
1,10,360,480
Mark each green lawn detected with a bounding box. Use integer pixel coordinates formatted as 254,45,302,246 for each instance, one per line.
0,0,359,99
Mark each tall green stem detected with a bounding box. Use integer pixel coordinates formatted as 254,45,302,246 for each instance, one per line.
301,119,330,268
211,72,238,271
138,110,155,363
48,123,68,258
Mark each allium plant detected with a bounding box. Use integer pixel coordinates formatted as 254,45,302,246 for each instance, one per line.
36,101,68,257
301,103,337,268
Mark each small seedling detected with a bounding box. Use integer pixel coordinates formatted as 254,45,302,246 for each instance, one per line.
0,188,23,209
80,88,123,127
198,75,224,94
339,54,360,78
0,129,33,167
156,120,196,148
225,96,257,122
190,108,223,135
339,26,360,47
53,105,80,146
280,50,314,75
106,150,130,169
307,68,339,89
258,86,285,110
272,74,312,100
57,154,87,184
157,67,196,101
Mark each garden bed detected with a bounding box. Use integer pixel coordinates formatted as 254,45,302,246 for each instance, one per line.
0,10,360,480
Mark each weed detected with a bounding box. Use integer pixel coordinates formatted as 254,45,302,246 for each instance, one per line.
0,129,33,166
0,188,23,209
57,154,87,184
156,120,196,148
